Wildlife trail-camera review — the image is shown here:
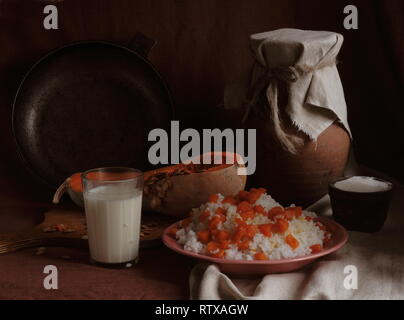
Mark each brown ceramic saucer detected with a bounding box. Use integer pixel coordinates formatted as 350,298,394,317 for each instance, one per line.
329,176,393,233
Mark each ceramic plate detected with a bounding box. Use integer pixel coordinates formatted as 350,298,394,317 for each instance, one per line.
162,217,348,275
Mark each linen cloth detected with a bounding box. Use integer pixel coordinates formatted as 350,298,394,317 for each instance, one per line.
189,155,404,300
225,29,352,145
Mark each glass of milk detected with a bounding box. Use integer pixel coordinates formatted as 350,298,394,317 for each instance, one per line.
82,167,143,268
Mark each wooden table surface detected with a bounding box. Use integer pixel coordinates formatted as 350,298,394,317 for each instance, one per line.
0,198,193,299
0,237,194,300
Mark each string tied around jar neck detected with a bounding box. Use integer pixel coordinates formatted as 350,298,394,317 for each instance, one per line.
243,58,338,154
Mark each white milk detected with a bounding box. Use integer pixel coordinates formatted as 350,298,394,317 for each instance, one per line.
84,185,142,264
334,176,390,193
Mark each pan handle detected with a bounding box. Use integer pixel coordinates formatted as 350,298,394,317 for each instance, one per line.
128,32,156,58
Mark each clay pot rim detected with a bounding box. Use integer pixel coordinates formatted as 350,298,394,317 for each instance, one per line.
329,175,393,196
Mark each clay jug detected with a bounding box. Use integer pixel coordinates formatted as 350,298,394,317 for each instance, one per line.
213,104,350,207
247,113,350,207
216,29,351,206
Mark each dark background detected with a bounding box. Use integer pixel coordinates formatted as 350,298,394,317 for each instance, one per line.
0,0,403,230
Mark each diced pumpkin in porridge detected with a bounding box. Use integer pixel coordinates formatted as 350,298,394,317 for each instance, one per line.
254,205,265,214
196,230,210,244
208,194,219,203
285,234,299,250
168,227,178,238
254,252,268,260
222,196,237,205
237,201,252,213
212,230,229,242
310,244,322,253
258,224,272,237
173,188,330,260
267,206,284,219
273,219,289,233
